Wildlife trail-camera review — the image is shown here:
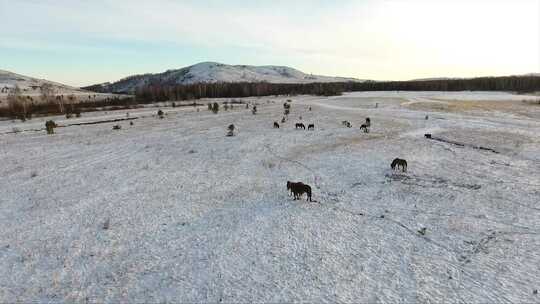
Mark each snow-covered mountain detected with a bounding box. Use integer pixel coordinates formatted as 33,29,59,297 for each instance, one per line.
84,62,366,94
0,69,85,95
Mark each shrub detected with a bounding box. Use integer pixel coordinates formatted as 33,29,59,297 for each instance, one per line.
45,120,57,134
172,102,176,108
227,124,235,136
212,102,219,114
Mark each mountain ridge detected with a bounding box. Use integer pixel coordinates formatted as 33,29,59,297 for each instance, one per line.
83,62,368,94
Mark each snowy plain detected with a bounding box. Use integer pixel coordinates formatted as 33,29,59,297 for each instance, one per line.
0,91,539,302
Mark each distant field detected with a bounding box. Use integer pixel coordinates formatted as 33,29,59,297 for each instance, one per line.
1,91,539,302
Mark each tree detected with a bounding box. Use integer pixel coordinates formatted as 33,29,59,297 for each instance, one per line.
7,85,28,120
41,83,61,113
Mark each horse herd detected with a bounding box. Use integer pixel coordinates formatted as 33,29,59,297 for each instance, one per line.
274,118,371,133
277,115,407,203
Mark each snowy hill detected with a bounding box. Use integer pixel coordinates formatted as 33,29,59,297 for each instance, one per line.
84,62,366,94
0,69,85,95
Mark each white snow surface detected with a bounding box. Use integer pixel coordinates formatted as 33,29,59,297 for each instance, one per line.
89,62,366,94
1,91,540,302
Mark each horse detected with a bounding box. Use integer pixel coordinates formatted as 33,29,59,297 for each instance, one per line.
274,122,280,129
365,118,371,127
342,121,352,128
308,124,314,130
287,181,312,202
286,181,295,196
391,158,408,172
295,123,306,130
281,117,286,123
360,124,369,133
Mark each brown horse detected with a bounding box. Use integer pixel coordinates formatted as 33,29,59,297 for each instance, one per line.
391,158,408,172
274,122,280,128
308,124,314,130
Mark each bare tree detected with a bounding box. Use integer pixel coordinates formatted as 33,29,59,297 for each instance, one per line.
7,85,28,120
41,83,61,113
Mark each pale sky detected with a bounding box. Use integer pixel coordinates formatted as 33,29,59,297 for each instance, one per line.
1,0,539,87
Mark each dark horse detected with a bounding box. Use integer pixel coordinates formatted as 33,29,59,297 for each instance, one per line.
391,158,408,172
308,124,314,130
274,122,280,128
287,181,312,202
360,124,369,133
295,123,306,130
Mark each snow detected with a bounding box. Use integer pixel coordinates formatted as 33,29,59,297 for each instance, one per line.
1,91,539,302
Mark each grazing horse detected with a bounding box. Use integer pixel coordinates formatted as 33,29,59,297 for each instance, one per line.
281,117,286,123
360,124,369,133
342,121,352,128
308,124,314,130
295,123,306,130
274,122,280,129
286,181,295,196
287,181,312,202
391,158,408,172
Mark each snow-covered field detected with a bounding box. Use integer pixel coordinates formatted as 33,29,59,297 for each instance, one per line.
1,91,539,302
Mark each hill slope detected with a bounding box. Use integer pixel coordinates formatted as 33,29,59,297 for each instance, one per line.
84,62,366,94
0,69,85,95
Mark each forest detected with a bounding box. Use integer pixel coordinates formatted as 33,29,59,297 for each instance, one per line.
134,75,540,102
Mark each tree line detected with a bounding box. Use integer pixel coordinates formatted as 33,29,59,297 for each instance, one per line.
134,75,540,102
